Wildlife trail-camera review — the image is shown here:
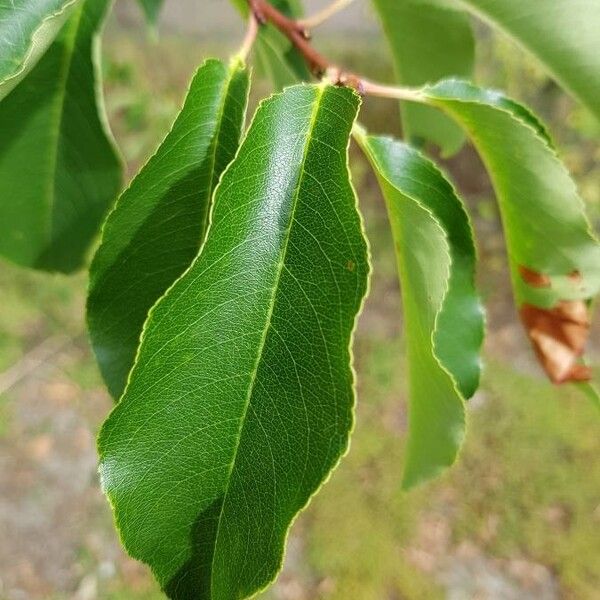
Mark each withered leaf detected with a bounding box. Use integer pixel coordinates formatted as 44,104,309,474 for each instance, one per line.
520,298,591,384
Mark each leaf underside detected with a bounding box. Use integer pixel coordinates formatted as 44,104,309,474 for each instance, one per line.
358,132,483,487
0,0,122,273
425,79,600,383
98,84,368,600
87,58,249,399
0,0,81,99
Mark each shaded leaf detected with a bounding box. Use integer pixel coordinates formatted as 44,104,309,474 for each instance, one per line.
231,0,311,90
87,58,249,399
254,24,312,89
0,0,81,99
423,79,600,382
371,0,474,156
357,131,483,487
137,0,163,25
453,0,600,121
0,0,122,272
98,84,368,599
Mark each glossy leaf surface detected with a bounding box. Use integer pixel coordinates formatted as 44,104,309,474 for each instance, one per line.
0,0,122,272
87,58,249,399
455,0,600,121
0,0,81,99
358,131,483,487
424,80,600,383
371,0,474,156
99,84,368,599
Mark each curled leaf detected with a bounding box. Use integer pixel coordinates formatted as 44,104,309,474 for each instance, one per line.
356,130,484,487
423,79,600,385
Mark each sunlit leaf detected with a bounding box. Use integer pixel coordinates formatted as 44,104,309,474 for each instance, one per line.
98,84,368,599
87,58,249,399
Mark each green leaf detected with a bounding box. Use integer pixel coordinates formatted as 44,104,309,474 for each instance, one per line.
0,0,82,100
0,0,122,273
230,0,311,90
424,80,600,307
87,59,249,400
137,0,164,25
98,84,368,599
423,79,600,382
356,130,483,488
371,0,474,156
254,24,312,90
454,0,600,121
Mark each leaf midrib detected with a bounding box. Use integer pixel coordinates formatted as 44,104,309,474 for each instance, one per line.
209,85,326,595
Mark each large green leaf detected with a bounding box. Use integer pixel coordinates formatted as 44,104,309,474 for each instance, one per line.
423,79,600,382
0,0,82,99
356,130,483,487
98,84,368,599
371,0,474,156
0,0,122,273
136,0,164,25
87,58,249,400
231,0,311,90
454,0,600,121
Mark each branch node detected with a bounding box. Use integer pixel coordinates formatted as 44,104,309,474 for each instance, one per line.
300,28,312,41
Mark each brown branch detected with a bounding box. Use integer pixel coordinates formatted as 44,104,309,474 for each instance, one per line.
246,0,423,101
249,0,329,77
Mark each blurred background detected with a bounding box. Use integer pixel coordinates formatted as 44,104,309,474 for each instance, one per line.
1,1,599,599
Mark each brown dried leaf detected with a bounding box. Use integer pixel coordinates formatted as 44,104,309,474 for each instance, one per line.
519,266,592,384
520,299,591,384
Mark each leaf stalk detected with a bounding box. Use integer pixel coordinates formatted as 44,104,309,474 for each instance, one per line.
246,0,424,102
